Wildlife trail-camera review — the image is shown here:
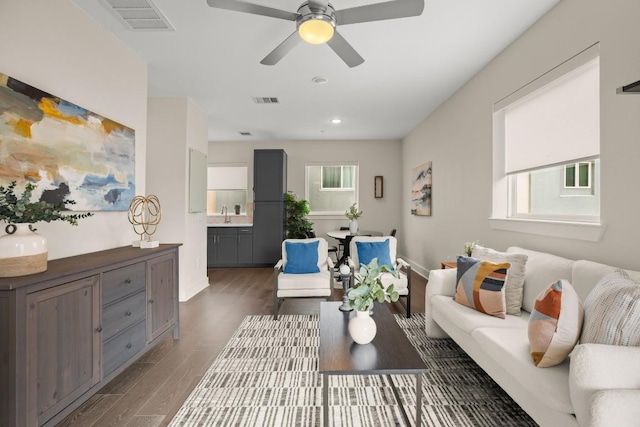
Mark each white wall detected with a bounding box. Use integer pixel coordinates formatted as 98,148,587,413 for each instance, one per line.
148,98,209,301
209,139,403,241
401,0,640,274
0,0,148,259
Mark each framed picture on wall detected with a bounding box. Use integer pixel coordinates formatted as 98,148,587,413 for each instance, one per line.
374,175,383,198
0,72,136,211
411,161,432,216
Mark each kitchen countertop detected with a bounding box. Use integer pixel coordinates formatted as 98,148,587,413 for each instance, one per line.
207,223,253,227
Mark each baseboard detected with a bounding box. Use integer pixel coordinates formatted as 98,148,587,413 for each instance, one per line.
397,253,430,279
179,275,209,301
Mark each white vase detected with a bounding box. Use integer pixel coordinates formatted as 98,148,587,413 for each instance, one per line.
348,309,377,344
349,219,358,234
0,224,48,277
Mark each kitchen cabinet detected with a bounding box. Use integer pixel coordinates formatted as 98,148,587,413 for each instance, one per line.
237,227,253,264
0,244,180,427
253,149,287,265
207,226,253,267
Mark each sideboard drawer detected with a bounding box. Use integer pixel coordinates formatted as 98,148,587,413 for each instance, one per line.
102,290,146,341
102,262,145,305
102,319,146,377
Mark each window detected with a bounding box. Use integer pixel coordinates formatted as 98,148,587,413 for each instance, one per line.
491,45,603,240
321,166,355,190
306,163,358,215
564,162,591,188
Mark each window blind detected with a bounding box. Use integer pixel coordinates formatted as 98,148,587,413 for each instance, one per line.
504,57,600,175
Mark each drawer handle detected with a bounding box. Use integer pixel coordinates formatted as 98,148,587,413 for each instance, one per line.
96,326,103,333
126,343,132,349
149,299,154,304
124,279,132,284
125,310,132,316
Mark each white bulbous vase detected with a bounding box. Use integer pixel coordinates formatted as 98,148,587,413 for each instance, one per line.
348,309,377,344
0,224,48,277
349,219,358,234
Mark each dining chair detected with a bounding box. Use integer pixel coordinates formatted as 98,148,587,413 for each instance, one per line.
348,235,412,318
273,237,334,319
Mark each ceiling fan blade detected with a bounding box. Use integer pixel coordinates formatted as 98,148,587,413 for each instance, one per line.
260,31,302,65
206,0,298,21
327,31,364,68
335,0,424,25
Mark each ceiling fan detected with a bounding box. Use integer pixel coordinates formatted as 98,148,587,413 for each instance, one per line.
206,0,425,67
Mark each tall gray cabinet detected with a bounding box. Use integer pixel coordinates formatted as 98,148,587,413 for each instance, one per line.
252,149,287,265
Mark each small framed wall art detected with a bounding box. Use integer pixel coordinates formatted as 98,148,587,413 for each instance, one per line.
374,175,384,198
411,161,432,216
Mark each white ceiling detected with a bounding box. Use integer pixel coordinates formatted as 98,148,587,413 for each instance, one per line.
72,0,559,142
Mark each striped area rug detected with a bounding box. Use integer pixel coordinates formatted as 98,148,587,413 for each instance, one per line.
169,314,536,426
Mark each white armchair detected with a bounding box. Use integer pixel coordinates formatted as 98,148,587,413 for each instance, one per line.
274,237,334,320
348,235,412,318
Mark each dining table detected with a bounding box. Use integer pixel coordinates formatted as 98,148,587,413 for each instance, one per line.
326,229,383,265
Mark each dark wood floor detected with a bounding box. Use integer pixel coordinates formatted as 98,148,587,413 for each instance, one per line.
59,267,427,427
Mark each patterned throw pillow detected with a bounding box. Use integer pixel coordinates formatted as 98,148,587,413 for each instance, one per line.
528,280,583,368
581,269,640,345
454,256,510,319
471,246,528,316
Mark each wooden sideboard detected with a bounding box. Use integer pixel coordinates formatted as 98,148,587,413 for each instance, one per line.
0,244,180,427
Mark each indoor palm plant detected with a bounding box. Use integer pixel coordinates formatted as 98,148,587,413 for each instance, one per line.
345,202,362,233
346,258,399,344
0,181,93,277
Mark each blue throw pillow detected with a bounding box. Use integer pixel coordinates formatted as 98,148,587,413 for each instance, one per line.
284,240,320,274
355,239,394,269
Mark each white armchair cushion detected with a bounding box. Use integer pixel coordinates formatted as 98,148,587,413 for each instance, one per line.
570,343,640,426
378,271,408,294
276,270,332,297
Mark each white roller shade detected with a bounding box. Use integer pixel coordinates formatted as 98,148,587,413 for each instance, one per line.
504,57,600,174
207,166,247,190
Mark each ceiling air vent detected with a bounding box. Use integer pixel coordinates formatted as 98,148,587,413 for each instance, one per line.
253,97,279,104
98,0,175,31
239,132,252,136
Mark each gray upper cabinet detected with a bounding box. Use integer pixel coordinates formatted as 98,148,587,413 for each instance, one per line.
253,149,287,202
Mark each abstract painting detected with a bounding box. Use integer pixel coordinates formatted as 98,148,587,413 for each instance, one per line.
0,72,135,211
411,161,431,216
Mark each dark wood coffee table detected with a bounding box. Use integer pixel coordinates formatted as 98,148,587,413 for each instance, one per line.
319,301,428,426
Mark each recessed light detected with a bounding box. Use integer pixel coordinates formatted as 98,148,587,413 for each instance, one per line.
312,76,328,84
330,118,342,124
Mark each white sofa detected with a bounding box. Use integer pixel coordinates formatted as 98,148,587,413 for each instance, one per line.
425,246,640,427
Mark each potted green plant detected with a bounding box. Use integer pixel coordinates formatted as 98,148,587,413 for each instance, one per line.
346,258,399,344
345,202,362,233
463,240,480,257
0,181,93,277
284,191,313,239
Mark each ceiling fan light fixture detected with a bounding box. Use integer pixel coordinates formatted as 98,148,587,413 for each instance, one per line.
298,16,335,45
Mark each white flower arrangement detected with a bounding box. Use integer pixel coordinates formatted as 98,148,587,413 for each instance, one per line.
463,240,480,257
